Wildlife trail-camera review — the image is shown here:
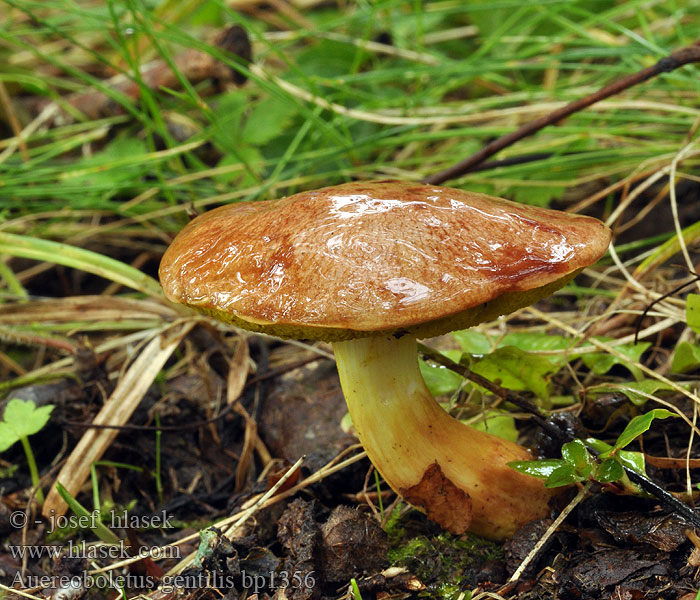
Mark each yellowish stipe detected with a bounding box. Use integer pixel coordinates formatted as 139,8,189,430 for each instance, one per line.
332,335,554,540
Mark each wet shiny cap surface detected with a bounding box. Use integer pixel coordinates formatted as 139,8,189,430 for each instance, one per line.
159,181,612,338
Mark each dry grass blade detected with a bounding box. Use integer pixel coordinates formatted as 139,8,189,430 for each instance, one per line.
42,320,194,517
223,454,304,539
528,307,700,410
507,483,592,585
0,296,177,325
0,583,43,600
226,337,251,406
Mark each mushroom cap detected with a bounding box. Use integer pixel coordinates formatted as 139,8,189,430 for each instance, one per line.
160,180,611,340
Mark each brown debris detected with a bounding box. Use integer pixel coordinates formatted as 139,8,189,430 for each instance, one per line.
276,499,319,600
319,505,388,583
351,569,425,597
594,509,688,552
275,500,389,596
259,360,355,463
400,462,472,534
559,549,671,597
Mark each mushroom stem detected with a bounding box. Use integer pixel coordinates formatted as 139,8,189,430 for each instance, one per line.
332,335,553,540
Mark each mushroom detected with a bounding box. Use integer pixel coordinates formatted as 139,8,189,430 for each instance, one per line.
159,180,611,540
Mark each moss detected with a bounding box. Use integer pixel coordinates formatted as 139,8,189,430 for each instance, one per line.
387,514,503,598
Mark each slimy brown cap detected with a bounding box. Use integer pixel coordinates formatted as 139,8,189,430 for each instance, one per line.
159,181,612,340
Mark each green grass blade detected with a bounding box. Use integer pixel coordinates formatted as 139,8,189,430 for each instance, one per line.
0,232,163,299
54,482,121,545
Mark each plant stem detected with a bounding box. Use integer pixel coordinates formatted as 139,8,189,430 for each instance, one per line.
20,436,44,504
154,412,163,506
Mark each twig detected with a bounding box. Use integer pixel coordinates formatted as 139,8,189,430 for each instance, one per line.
423,41,700,185
417,343,560,439
623,468,700,528
506,482,592,587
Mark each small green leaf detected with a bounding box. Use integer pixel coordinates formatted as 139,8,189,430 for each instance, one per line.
63,136,150,198
612,409,676,452
582,339,650,380
292,40,359,78
0,399,54,452
469,346,559,402
585,437,612,455
213,146,264,185
210,90,248,154
499,332,572,355
0,422,19,453
561,439,594,478
419,350,463,396
508,459,567,479
617,449,647,476
470,411,519,443
510,181,567,208
687,294,700,334
595,458,624,483
451,330,492,355
671,342,700,373
585,437,648,477
545,463,584,488
242,96,298,147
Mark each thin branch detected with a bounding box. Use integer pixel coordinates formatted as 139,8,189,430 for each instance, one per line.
417,342,558,436
423,41,700,186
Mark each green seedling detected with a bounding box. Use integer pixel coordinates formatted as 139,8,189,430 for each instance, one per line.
350,578,363,600
90,460,144,514
0,398,54,503
54,482,120,545
688,294,700,333
509,409,677,490
671,294,700,373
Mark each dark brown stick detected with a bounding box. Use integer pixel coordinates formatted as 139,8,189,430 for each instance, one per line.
416,342,555,433
423,41,700,186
